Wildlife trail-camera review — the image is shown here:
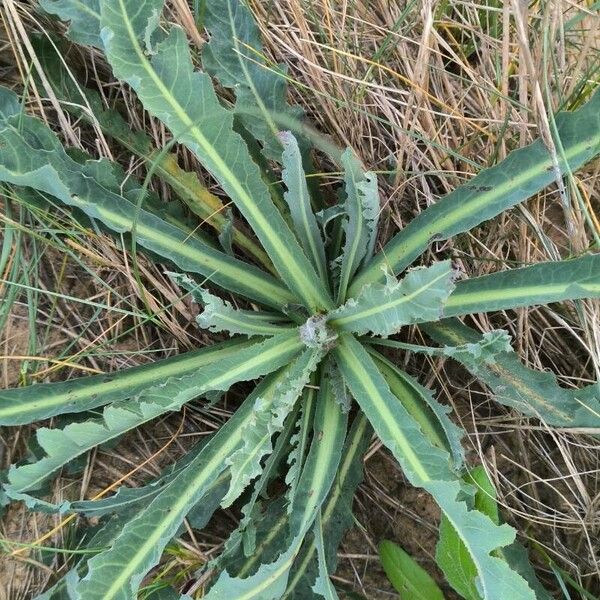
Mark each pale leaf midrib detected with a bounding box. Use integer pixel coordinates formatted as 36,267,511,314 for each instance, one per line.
114,0,328,309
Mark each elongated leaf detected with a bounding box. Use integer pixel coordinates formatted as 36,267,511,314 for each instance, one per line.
284,413,371,599
32,37,273,270
444,254,600,317
0,89,293,309
280,132,327,282
40,0,101,46
217,406,302,567
437,467,498,600
311,512,339,600
170,272,291,337
371,350,465,468
203,0,304,161
372,328,512,360
69,439,213,516
206,372,348,598
422,319,600,428
336,149,379,302
98,0,332,311
379,540,445,600
71,366,295,600
334,335,535,600
0,337,251,425
350,89,600,295
285,388,316,508
330,261,455,337
222,347,322,507
6,332,302,494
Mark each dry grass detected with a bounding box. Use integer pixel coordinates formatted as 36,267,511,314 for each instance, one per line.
0,0,599,598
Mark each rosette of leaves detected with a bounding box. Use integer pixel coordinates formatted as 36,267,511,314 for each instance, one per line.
0,1,599,599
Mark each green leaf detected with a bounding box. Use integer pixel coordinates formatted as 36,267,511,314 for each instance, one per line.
0,337,251,425
280,132,327,283
0,89,293,309
444,254,600,317
334,335,535,600
370,350,465,469
71,366,297,600
437,514,480,600
203,0,304,161
422,319,600,428
98,0,332,311
336,149,379,302
284,388,317,508
330,261,455,337
222,347,322,507
68,440,213,516
379,540,445,600
311,512,339,600
40,0,102,47
350,89,600,295
169,272,291,337
32,36,273,269
206,371,348,599
5,332,302,494
436,466,500,600
284,413,371,599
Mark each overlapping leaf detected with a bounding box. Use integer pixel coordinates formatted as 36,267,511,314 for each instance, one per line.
7,333,302,498
32,36,273,268
330,261,455,336
99,0,332,311
335,335,535,600
0,87,293,309
203,0,304,160
205,372,348,599
222,348,322,507
350,88,600,294
0,337,251,426
284,414,371,599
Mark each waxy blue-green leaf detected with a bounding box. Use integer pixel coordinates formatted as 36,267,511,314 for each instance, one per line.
371,350,465,469
280,132,328,283
336,149,380,302
98,0,332,312
72,365,299,600
350,89,600,295
169,272,291,337
40,0,101,47
222,348,322,507
0,337,251,426
205,373,348,599
330,261,455,337
444,254,600,317
422,319,600,428
5,332,302,495
0,88,293,309
283,414,371,599
334,335,535,600
32,36,272,268
203,0,304,161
